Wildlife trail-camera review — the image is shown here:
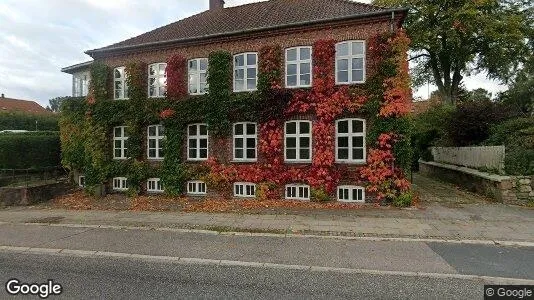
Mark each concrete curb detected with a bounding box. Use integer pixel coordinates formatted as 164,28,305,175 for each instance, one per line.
6,221,534,247
1,245,533,285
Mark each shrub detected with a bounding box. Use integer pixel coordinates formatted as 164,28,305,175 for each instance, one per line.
393,192,413,207
0,112,59,131
311,187,331,202
411,104,454,169
446,100,513,147
0,131,60,169
486,117,534,175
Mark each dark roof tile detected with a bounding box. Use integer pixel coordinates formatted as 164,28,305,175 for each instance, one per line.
89,0,400,53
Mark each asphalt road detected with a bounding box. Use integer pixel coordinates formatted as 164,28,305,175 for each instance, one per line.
0,252,482,299
0,223,533,299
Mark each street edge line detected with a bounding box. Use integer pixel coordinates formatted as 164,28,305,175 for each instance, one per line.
8,221,534,247
1,245,533,285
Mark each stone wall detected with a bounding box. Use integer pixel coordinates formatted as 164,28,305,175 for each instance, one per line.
419,160,533,206
0,182,72,207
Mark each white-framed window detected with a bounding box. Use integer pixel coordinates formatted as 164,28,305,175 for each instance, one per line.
187,181,207,195
148,63,167,98
78,175,86,188
187,124,208,161
285,120,312,162
337,186,365,203
113,177,128,191
147,178,164,193
233,53,257,92
335,118,366,163
113,66,128,100
188,58,208,95
147,125,164,160
233,122,257,161
335,41,366,84
73,74,89,97
285,46,312,88
113,126,128,159
285,184,310,200
234,182,256,198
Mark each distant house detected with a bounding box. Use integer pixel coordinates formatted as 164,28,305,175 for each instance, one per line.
0,94,51,115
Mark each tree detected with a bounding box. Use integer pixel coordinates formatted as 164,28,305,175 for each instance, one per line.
373,0,533,104
497,55,534,116
48,96,70,113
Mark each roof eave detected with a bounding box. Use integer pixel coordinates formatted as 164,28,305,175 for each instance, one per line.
85,7,408,57
61,61,94,74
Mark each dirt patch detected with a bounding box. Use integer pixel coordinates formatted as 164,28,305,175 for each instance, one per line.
43,191,374,214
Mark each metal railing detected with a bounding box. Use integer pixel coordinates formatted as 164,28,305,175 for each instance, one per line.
0,166,67,188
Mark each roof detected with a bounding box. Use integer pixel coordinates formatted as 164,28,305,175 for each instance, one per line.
87,0,406,55
0,96,51,115
61,60,93,74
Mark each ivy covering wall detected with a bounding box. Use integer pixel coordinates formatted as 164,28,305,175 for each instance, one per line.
60,30,413,201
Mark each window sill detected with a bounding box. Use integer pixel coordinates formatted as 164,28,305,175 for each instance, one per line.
284,160,312,164
147,158,164,161
338,200,366,203
335,161,367,165
187,193,207,197
285,198,310,201
231,160,257,163
285,85,312,89
335,81,366,85
187,159,208,162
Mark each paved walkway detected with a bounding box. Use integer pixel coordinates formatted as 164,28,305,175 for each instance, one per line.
0,174,533,242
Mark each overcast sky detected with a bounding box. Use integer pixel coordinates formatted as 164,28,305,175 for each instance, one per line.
0,0,506,107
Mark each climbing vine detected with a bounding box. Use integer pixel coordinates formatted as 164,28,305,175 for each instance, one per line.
60,29,413,203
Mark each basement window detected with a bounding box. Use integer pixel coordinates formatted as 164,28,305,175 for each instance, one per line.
187,181,207,196
337,186,365,203
285,184,310,201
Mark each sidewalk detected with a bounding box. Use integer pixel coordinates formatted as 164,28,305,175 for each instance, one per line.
1,202,533,243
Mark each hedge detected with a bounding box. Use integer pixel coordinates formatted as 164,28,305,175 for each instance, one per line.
0,112,59,131
0,131,61,169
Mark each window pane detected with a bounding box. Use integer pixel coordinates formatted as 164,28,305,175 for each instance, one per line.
247,68,256,79
353,136,364,148
235,149,243,159
338,137,349,148
148,126,156,136
187,135,197,147
300,63,310,74
247,79,256,90
337,43,349,56
352,120,364,133
235,69,244,80
286,137,296,148
286,122,297,134
199,125,208,135
114,127,122,136
200,149,208,158
338,59,349,71
188,126,196,135
299,122,310,134
247,53,256,65
246,138,255,148
300,74,310,85
149,87,156,97
338,71,348,83
353,148,364,160
246,123,256,134
200,59,208,70
352,42,364,55
352,58,364,70
299,137,309,148
300,149,310,159
235,54,244,67
287,64,297,76
287,75,297,87
247,149,256,159
199,139,207,148
352,70,364,82
235,123,244,135
149,149,156,157
338,148,349,160
115,69,122,78
159,64,166,74
286,149,296,160
235,138,243,148
189,60,197,71
300,47,311,60
149,140,156,148
287,49,297,61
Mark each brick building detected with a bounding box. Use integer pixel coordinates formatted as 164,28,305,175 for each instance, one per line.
62,0,409,202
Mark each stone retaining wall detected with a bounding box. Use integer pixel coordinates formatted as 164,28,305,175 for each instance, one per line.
419,160,533,205
0,182,72,207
